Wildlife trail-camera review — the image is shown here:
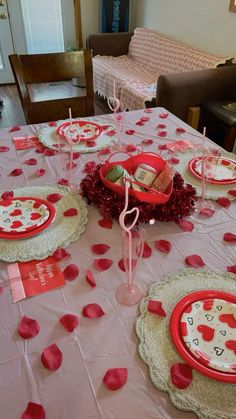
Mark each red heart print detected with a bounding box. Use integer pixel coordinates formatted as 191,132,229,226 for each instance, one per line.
9,209,22,216
11,220,23,229
197,325,215,341
30,212,42,220
219,314,236,328
203,299,214,311
225,340,236,354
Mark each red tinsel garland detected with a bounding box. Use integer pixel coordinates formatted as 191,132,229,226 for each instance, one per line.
80,164,196,224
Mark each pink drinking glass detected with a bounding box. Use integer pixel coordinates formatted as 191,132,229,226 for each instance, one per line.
116,228,145,306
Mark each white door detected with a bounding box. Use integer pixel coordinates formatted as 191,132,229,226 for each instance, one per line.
0,0,15,83
0,0,76,84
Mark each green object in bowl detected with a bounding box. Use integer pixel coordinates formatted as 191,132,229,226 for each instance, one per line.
105,165,125,183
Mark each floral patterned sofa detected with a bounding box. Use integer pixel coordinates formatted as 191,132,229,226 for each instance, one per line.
88,27,229,112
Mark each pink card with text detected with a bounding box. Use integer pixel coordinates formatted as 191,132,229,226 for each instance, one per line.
7,256,65,302
13,136,41,150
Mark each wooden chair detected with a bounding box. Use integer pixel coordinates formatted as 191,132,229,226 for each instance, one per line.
9,50,94,124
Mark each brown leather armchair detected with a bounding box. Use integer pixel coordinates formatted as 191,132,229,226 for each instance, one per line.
156,65,236,126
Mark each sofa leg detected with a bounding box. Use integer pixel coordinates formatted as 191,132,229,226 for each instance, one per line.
187,106,200,130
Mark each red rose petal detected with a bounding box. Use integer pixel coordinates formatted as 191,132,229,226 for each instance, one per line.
177,219,194,232
199,208,215,217
0,287,3,294
72,152,81,160
125,129,135,135
157,130,167,137
17,316,40,339
58,178,69,186
216,197,231,207
63,264,79,281
35,168,46,177
155,240,172,253
185,254,205,268
159,112,168,118
106,129,116,136
82,303,105,318
148,300,166,317
140,116,150,122
24,158,37,166
85,269,96,288
118,259,125,272
125,144,136,152
93,258,113,271
1,190,14,200
35,147,45,154
53,248,70,261
176,127,186,133
41,343,62,370
60,314,79,332
44,148,57,156
99,147,110,155
91,244,110,255
158,144,167,151
9,168,23,176
21,402,46,419
136,120,145,126
63,208,78,216
170,362,193,389
47,193,63,203
87,141,96,147
156,123,166,129
223,233,236,242
142,139,153,145
168,157,180,165
227,265,236,274
98,218,113,229
103,368,128,391
66,161,77,170
0,146,10,152
228,190,236,197
142,242,152,258
48,121,57,126
9,125,20,132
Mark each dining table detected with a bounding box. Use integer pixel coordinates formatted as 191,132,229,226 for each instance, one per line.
0,107,235,419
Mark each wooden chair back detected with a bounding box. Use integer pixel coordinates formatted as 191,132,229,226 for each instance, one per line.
9,50,94,124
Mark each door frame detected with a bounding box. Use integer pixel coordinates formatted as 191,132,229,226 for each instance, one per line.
8,0,76,54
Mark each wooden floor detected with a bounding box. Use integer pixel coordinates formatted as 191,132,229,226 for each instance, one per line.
0,83,112,129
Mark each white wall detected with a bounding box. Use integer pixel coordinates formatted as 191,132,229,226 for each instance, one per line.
133,0,236,58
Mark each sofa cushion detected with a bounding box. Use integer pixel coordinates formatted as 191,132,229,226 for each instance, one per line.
128,27,228,74
93,54,158,109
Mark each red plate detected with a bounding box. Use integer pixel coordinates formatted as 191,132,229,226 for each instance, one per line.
56,120,106,143
0,197,56,240
170,290,236,383
188,156,236,185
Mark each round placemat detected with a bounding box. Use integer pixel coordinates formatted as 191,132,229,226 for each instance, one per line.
174,150,236,200
38,118,118,153
0,185,88,262
136,269,236,419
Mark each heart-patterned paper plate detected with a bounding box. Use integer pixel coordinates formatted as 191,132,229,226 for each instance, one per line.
0,197,56,240
170,290,236,383
188,156,236,185
56,120,108,143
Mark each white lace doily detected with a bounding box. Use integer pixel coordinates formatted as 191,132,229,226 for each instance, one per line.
0,185,88,263
38,118,118,153
136,269,236,419
175,150,236,200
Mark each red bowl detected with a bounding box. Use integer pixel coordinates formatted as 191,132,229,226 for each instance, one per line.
99,153,173,204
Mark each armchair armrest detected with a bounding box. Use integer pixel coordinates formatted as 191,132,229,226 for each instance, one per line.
87,32,133,57
156,66,236,123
